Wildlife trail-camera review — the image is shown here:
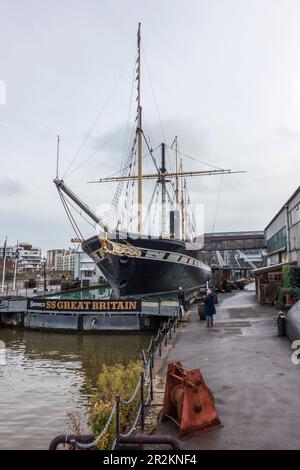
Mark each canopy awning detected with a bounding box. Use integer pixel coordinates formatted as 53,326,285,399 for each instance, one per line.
252,261,297,276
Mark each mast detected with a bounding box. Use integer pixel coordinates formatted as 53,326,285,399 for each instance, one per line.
137,22,143,234
175,136,180,210
56,135,60,178
161,143,167,236
181,168,185,240
1,236,7,293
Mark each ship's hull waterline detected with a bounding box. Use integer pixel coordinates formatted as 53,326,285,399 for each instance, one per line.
82,235,211,298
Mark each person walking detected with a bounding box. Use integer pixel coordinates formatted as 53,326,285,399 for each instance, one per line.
203,288,216,328
178,286,187,313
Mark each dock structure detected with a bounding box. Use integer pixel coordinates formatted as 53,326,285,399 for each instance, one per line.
154,284,300,450
0,298,179,332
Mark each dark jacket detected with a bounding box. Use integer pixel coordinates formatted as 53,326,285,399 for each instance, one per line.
178,289,185,302
203,293,216,316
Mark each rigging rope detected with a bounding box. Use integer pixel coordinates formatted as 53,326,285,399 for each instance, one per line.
165,144,223,171
211,174,224,233
63,50,135,179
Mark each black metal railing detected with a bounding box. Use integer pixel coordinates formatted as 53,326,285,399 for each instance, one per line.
49,310,181,450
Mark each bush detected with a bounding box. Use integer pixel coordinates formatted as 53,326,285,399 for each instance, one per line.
88,361,143,450
278,287,300,306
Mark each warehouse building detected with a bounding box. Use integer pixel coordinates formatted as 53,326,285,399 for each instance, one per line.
254,185,300,304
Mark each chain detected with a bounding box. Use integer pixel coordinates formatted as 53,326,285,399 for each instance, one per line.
120,376,142,405
119,404,142,438
73,403,116,449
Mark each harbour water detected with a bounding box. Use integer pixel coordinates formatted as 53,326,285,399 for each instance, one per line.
0,328,151,450
49,286,112,300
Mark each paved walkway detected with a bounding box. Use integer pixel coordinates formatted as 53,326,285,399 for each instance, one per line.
155,284,300,450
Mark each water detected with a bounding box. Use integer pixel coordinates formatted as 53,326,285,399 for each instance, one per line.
0,328,150,450
49,286,112,299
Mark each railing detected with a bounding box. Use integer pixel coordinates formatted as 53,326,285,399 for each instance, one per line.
49,309,182,450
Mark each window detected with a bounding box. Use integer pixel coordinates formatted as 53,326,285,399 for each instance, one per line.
267,227,287,254
290,204,300,226
83,271,93,277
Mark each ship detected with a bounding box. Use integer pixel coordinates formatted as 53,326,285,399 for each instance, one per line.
54,24,244,298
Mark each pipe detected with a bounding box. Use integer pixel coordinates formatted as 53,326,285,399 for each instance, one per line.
49,434,97,450
49,434,181,450
117,434,181,450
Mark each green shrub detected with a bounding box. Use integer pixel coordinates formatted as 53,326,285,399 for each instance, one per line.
88,361,144,450
278,287,300,306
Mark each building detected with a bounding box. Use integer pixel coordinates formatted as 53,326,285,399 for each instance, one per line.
0,242,42,272
0,245,15,258
265,185,300,266
253,186,300,304
17,243,42,272
203,231,266,289
74,251,104,284
46,248,104,284
54,249,75,273
46,249,65,270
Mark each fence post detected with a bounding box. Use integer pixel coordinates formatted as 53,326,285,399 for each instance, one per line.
164,332,167,347
159,341,162,357
115,395,120,447
150,360,154,401
140,372,145,432
151,352,154,369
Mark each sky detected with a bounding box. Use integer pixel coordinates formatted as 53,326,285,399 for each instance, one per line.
1,0,300,252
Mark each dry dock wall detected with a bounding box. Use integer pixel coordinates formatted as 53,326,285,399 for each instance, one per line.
0,299,178,332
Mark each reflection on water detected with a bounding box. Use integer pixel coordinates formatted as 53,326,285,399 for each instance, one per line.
49,286,112,300
0,328,150,450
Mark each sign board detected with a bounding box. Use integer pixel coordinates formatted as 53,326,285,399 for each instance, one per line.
27,298,142,313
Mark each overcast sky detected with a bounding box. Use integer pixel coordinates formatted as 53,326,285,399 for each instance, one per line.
1,0,300,252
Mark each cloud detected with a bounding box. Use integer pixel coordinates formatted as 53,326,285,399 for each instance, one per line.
0,178,26,197
275,126,300,140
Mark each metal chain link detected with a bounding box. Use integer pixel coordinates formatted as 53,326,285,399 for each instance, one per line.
119,404,142,438
73,403,116,449
119,376,142,405
72,314,177,450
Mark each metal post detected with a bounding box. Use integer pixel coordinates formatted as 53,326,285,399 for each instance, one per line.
164,333,167,347
140,372,145,432
115,395,120,445
151,352,154,369
43,261,47,293
159,341,162,357
150,360,153,401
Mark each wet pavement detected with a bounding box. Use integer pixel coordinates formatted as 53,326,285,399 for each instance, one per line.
155,284,300,450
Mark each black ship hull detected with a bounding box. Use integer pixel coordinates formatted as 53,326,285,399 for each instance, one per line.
82,235,211,298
